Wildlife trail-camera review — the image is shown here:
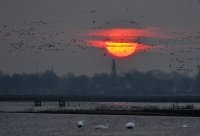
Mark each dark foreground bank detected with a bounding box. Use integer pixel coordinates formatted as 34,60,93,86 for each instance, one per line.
2,109,200,117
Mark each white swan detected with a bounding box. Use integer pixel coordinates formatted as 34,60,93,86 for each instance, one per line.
95,120,109,129
181,122,189,128
125,122,135,129
77,120,86,128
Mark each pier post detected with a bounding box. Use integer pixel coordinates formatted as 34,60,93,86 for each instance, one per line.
34,100,41,107
59,100,65,107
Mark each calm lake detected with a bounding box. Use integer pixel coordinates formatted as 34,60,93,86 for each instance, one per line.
0,102,200,136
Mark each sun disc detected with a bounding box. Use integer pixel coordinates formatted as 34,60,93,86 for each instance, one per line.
106,42,137,57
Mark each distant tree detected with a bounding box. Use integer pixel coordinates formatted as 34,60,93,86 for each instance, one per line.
0,69,197,96
40,70,59,94
192,67,200,94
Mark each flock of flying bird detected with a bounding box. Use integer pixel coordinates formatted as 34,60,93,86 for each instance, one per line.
0,0,200,74
0,20,68,53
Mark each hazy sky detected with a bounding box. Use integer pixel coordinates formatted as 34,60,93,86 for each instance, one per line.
0,0,200,76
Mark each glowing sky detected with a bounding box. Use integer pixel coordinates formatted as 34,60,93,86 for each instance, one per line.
0,0,200,75
85,28,162,57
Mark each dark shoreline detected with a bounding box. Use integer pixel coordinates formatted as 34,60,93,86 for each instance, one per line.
1,109,200,117
1,95,200,102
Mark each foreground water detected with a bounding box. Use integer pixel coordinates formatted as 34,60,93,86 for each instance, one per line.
0,113,200,136
1,102,200,136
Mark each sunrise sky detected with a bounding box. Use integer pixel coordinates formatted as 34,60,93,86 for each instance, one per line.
0,0,200,76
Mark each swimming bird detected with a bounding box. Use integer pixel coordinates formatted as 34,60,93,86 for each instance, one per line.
181,122,189,128
95,120,109,129
77,120,86,128
125,122,135,129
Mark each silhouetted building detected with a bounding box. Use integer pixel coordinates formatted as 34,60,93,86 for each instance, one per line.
111,59,117,78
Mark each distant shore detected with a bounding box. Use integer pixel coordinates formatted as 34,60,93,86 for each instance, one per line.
2,109,200,117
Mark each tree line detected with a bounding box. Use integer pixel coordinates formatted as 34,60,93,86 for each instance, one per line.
0,69,200,96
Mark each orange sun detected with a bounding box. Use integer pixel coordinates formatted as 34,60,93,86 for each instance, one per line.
106,42,137,57
85,28,157,58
